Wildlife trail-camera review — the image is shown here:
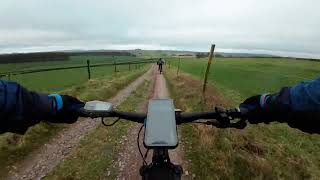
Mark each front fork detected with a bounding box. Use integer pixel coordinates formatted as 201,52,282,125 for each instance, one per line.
140,149,183,180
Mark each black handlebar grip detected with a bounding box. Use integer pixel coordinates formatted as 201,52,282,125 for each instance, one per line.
113,111,146,123
176,111,220,123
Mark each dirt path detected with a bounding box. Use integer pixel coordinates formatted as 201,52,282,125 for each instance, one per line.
115,69,190,180
6,67,154,180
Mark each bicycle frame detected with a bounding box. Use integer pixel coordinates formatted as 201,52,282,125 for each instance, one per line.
140,148,183,180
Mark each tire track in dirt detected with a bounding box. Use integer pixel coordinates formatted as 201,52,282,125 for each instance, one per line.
108,67,156,180
114,69,191,180
6,66,154,180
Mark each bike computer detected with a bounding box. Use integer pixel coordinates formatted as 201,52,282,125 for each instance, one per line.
84,101,113,112
144,99,178,149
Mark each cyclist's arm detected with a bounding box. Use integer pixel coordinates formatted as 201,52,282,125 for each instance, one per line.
262,77,320,133
265,77,320,111
0,80,57,134
289,77,320,111
241,77,320,133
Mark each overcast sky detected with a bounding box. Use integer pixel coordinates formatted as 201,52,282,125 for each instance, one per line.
0,0,319,58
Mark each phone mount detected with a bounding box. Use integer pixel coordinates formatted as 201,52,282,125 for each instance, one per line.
144,99,178,149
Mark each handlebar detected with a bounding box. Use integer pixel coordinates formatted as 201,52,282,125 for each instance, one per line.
78,107,247,129
176,107,242,123
77,109,146,122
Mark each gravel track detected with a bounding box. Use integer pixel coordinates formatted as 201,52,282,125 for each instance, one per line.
115,69,191,180
6,67,154,180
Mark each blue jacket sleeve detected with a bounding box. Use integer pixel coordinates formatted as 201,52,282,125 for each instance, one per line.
0,80,57,134
264,77,320,133
289,77,320,112
266,77,320,112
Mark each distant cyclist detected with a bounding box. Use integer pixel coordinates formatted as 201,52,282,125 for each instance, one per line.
157,58,165,74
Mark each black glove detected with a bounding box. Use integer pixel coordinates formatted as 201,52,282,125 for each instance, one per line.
240,90,320,134
51,95,84,123
240,94,273,124
241,91,292,121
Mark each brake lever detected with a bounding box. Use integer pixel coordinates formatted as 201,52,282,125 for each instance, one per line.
205,119,247,129
228,119,247,129
214,107,231,127
204,106,247,129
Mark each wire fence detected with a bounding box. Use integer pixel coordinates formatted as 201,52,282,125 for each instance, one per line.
0,58,157,80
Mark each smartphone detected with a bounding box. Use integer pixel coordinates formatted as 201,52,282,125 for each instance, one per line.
144,99,178,149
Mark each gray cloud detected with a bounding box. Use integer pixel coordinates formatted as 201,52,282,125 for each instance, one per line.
0,0,319,58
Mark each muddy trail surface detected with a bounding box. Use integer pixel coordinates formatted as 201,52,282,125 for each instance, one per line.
6,67,154,180
115,69,190,180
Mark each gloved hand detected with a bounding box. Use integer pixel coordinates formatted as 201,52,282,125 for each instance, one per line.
49,94,85,123
240,94,320,133
240,94,273,124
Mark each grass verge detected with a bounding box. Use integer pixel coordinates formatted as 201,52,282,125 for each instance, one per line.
165,68,320,180
0,65,150,178
45,78,153,179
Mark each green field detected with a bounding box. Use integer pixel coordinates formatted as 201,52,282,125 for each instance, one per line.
0,55,145,92
168,57,320,105
166,57,320,179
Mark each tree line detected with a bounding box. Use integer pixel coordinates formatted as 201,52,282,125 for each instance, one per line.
0,51,136,64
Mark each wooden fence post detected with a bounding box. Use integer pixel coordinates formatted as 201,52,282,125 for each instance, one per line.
202,44,215,93
177,58,181,76
87,60,91,80
201,64,206,77
114,60,117,73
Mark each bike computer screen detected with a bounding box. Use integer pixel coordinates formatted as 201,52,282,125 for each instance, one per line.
144,99,178,149
84,101,113,112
